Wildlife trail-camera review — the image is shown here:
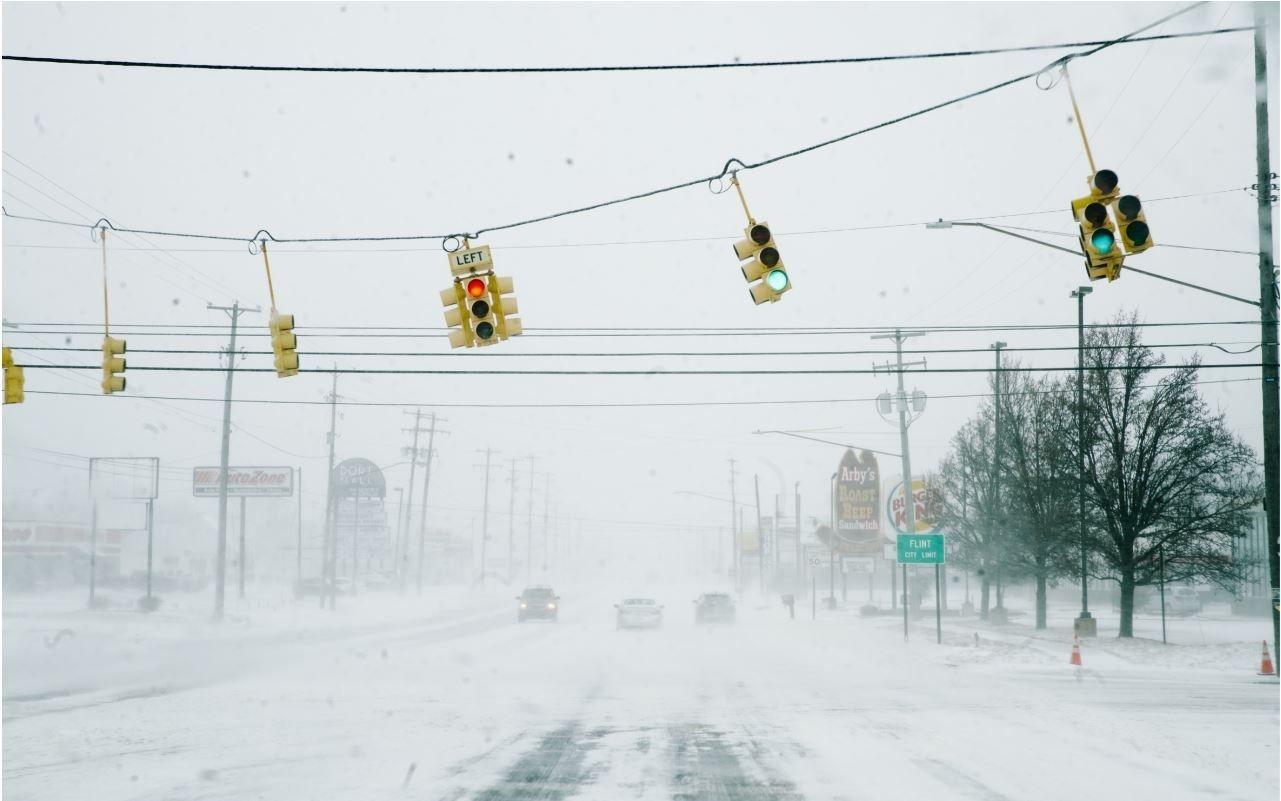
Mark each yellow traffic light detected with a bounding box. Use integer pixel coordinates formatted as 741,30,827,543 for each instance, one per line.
442,272,522,348
101,336,126,394
1071,169,1124,282
1113,194,1153,256
3,347,24,405
734,221,791,304
492,275,523,341
269,312,300,377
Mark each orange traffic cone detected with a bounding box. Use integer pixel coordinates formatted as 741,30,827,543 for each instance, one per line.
1070,635,1082,666
1259,641,1276,676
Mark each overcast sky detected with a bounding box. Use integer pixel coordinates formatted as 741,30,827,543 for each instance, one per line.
2,3,1276,558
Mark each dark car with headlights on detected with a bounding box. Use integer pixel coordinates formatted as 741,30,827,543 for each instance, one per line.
517,585,560,622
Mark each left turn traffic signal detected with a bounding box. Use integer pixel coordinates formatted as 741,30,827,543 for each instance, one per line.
269,313,300,377
101,336,126,394
3,347,24,405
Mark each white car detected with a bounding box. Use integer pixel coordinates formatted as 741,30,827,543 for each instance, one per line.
615,598,663,630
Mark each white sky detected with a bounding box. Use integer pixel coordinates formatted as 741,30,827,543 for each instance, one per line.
2,2,1277,557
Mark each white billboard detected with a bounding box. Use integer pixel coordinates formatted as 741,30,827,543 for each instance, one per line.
192,466,294,497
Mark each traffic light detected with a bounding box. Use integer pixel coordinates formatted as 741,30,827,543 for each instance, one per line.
1071,169,1123,282
101,336,126,394
3,347,24,405
1112,194,1154,255
734,221,791,304
442,273,522,348
269,312,300,377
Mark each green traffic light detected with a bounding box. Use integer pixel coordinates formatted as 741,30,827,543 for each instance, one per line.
765,269,789,291
1091,228,1115,255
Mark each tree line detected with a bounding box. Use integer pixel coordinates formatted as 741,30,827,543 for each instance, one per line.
935,315,1261,636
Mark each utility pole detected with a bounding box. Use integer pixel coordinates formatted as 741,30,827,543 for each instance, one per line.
872,328,926,642
542,473,551,574
526,456,538,584
476,447,497,588
208,300,259,621
400,409,425,592
1071,287,1096,637
321,368,339,610
754,474,765,595
238,496,247,599
794,482,802,594
991,341,1007,616
507,458,518,583
416,412,442,594
392,486,404,578
728,459,740,595
1252,3,1280,673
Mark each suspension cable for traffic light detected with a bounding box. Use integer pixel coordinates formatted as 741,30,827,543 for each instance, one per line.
0,3,1213,247
4,340,1262,358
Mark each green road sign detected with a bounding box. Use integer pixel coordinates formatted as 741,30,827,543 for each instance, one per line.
897,533,945,564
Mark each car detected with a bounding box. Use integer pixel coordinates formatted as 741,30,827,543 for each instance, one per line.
517,585,559,622
694,592,736,624
615,598,663,629
1149,586,1202,616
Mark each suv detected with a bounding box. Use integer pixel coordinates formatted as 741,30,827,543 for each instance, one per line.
694,592,736,624
517,585,560,622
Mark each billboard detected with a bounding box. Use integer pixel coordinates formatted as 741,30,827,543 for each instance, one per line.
333,458,387,499
821,449,884,556
193,466,294,497
886,475,941,535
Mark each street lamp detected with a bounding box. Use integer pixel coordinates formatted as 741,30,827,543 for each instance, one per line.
1070,286,1096,637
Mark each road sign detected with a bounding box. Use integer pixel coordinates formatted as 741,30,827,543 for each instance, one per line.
842,557,875,574
896,533,945,564
332,458,387,499
448,244,493,277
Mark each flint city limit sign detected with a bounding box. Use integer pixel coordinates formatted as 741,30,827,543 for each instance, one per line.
896,533,945,564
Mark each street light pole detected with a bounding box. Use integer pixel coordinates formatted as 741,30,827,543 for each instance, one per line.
1071,286,1096,637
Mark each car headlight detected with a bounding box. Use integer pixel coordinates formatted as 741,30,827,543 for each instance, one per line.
547,602,556,609
520,602,527,609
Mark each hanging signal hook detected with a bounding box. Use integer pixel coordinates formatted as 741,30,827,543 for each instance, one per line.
246,230,278,254
89,218,118,243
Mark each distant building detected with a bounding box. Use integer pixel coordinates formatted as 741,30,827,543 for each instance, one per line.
2,520,123,588
1232,506,1270,616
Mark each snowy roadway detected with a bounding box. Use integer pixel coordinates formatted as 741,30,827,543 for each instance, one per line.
3,587,1278,801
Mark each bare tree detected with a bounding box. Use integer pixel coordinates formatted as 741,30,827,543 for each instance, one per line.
1079,317,1260,637
998,370,1079,629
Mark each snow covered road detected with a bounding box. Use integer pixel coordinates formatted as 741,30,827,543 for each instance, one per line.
3,589,1277,801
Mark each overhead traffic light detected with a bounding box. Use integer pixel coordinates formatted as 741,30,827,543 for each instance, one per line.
269,312,299,377
735,221,791,304
101,336,126,394
1071,169,1124,282
442,242,522,348
1112,194,1153,255
3,347,24,405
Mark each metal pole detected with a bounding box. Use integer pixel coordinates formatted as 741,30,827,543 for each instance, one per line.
991,341,1006,612
478,448,494,589
1073,288,1093,631
89,499,98,607
1159,545,1167,645
754,474,764,596
811,574,816,619
296,468,303,584
773,494,781,589
729,459,740,594
145,498,154,603
321,368,338,610
526,456,537,584
794,484,802,594
351,493,360,594
1253,3,1281,673
935,563,942,644
829,472,836,606
238,496,246,600
417,412,438,594
902,564,909,641
542,473,551,573
508,457,517,581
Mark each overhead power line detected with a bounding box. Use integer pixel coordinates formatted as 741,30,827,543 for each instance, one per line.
18,362,1264,376
0,4,1212,246
23,377,1259,409
1,26,1248,74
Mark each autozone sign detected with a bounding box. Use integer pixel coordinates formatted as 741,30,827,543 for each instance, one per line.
193,466,294,497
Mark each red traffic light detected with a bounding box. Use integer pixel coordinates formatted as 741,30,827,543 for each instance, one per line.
466,278,487,298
